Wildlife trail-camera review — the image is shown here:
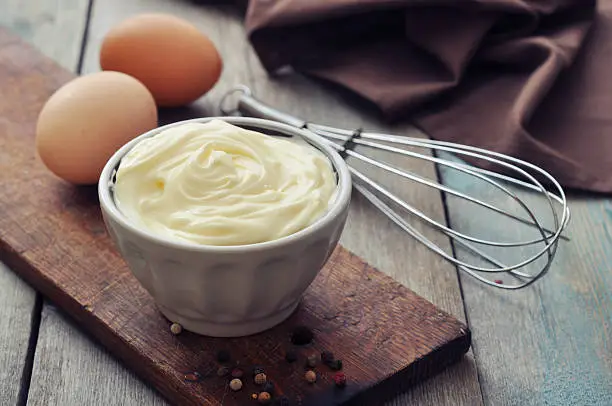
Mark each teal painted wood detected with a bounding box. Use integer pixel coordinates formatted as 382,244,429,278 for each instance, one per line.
0,0,90,72
437,154,612,405
0,261,35,405
27,302,168,406
0,1,90,404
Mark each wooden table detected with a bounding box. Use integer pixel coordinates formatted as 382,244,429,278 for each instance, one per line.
1,1,611,405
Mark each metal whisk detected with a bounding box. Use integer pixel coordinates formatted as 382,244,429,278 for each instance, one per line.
219,85,570,290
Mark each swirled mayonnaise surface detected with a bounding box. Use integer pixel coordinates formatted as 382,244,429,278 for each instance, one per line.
113,119,338,246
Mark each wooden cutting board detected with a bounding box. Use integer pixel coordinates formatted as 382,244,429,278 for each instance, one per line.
0,28,470,406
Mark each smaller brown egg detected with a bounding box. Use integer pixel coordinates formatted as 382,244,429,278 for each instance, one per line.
35,71,157,185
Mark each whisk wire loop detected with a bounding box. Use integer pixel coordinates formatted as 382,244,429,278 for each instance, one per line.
222,86,570,290
338,136,555,246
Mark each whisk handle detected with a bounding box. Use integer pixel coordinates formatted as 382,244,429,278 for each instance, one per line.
236,93,307,129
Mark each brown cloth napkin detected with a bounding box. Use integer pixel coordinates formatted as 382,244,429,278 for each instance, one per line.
244,0,612,193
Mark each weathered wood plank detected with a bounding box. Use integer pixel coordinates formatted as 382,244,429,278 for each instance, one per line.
0,1,90,404
0,25,472,406
0,0,90,72
27,303,168,406
27,2,239,406
438,157,612,405
0,262,36,406
244,70,483,406
26,1,483,405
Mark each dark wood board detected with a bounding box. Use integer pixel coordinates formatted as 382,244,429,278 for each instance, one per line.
0,27,470,406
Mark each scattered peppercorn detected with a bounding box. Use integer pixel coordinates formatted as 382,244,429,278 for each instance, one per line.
254,373,267,385
285,349,297,363
333,372,347,388
252,366,265,376
183,371,201,382
231,368,244,379
275,395,290,406
304,370,317,384
197,361,216,378
291,325,314,345
321,350,334,364
262,381,275,395
494,279,503,284
306,354,317,368
329,359,343,371
258,392,272,404
229,378,243,391
170,323,182,335
217,366,229,377
216,349,231,363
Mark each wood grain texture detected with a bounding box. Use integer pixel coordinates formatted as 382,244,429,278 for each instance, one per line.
0,0,149,402
0,0,90,72
438,159,612,405
65,1,482,405
0,2,89,404
0,262,36,406
0,24,471,406
243,34,484,406
25,1,256,405
27,303,166,406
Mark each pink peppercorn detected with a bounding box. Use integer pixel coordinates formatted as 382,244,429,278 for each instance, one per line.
231,368,244,379
334,372,347,388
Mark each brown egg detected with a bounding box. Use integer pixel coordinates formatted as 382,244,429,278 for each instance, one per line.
100,13,223,107
36,71,158,185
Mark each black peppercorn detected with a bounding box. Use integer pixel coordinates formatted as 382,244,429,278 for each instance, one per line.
291,325,314,345
306,354,317,368
252,366,265,376
216,349,231,363
262,381,275,395
216,366,229,377
285,349,298,363
275,395,290,406
329,359,343,371
321,350,334,364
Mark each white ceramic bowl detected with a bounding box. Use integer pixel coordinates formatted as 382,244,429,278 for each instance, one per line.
98,117,352,337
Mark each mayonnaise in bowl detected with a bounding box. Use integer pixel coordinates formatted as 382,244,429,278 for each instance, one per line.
112,119,338,246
